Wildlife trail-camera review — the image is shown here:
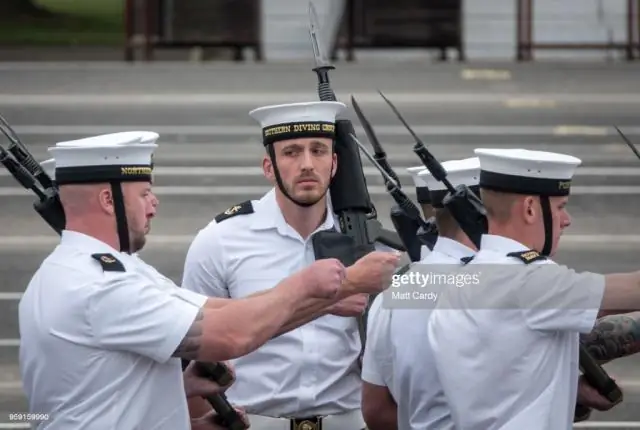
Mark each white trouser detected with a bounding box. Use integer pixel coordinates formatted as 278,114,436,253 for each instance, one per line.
246,409,365,430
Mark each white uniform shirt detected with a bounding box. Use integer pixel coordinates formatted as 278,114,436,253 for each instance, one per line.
181,188,391,417
420,245,431,260
362,236,473,430
428,234,606,430
360,293,394,393
19,230,208,430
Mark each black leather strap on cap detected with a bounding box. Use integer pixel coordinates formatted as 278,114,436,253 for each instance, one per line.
267,144,316,208
540,196,553,256
110,181,130,253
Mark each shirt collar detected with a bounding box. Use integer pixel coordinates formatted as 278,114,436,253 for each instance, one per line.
432,236,475,260
60,230,123,255
251,188,335,234
480,234,530,254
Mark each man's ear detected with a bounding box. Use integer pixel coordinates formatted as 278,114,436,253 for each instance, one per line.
330,152,337,178
263,154,274,182
522,195,536,225
98,187,115,215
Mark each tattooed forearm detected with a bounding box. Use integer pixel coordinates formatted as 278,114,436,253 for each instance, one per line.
580,311,640,364
172,308,204,360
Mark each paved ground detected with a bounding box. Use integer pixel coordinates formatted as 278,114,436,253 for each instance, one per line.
0,61,639,428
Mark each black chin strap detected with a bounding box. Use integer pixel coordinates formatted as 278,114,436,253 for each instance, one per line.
110,181,130,253
539,196,553,256
267,143,334,208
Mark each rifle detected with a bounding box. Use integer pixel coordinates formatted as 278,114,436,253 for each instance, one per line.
307,2,405,368
349,95,434,262
376,91,488,249
0,114,65,233
307,2,404,256
0,116,246,430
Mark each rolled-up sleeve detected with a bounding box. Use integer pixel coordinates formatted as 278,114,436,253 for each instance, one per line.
518,264,605,333
361,297,389,386
182,223,229,298
88,272,204,363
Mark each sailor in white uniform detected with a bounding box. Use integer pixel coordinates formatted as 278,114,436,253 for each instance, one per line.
361,157,480,430
21,132,348,430
427,148,640,429
22,133,229,429
181,101,402,430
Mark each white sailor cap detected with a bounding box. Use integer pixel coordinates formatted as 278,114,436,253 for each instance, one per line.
40,158,56,181
418,157,480,208
249,101,346,146
474,148,581,196
47,131,159,185
406,166,430,204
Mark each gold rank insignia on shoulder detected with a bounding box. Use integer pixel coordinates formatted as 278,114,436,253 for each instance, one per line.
91,253,126,272
506,250,547,264
460,256,474,265
214,200,254,223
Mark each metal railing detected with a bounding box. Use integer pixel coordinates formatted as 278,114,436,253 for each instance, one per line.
330,0,465,61
124,0,263,62
516,0,640,61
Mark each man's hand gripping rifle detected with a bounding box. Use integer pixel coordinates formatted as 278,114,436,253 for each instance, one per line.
0,116,246,429
349,95,436,262
0,114,65,234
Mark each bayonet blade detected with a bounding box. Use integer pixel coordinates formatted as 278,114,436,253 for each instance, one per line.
350,133,399,188
0,114,20,148
614,126,640,162
308,2,332,69
378,90,423,145
351,96,385,156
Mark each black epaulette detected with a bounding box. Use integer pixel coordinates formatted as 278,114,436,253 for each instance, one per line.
214,200,254,223
506,250,547,264
91,253,126,272
460,256,474,265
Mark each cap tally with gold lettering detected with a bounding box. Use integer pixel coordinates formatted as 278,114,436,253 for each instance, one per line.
418,157,480,208
249,101,346,146
406,166,430,204
48,131,159,185
474,148,581,196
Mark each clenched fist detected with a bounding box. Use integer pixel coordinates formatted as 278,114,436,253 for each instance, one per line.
304,258,345,299
347,251,401,294
576,375,619,412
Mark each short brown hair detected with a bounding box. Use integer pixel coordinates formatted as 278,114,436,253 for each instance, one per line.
480,188,519,223
434,208,460,238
